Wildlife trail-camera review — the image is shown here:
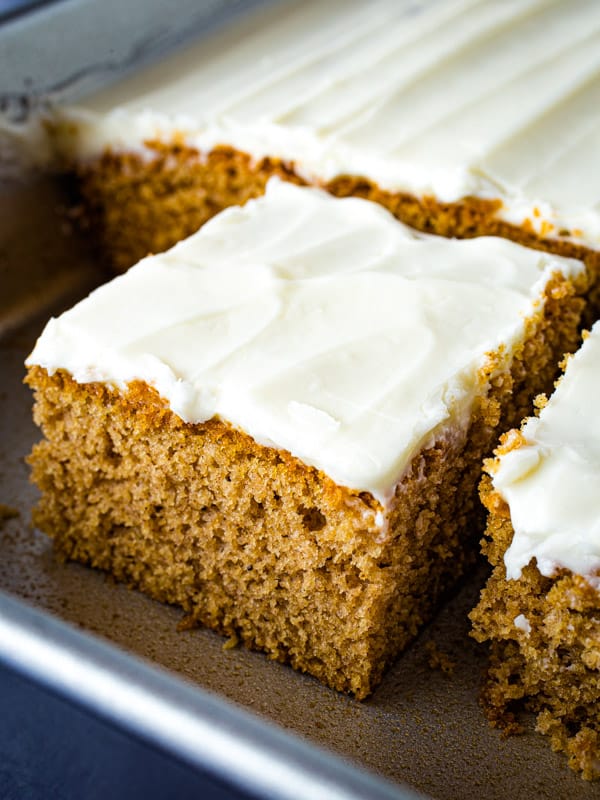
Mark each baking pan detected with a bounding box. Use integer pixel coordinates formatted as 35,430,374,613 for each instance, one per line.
1,3,598,799
0,0,279,101
0,591,412,800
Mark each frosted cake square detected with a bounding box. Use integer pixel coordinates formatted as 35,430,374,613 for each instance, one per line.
28,0,600,288
26,180,585,697
471,323,600,780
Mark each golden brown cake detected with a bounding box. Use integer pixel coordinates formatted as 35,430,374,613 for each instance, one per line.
36,0,600,302
471,325,600,780
25,182,586,697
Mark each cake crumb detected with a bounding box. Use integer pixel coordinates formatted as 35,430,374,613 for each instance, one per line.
424,640,456,676
176,614,197,632
222,634,240,651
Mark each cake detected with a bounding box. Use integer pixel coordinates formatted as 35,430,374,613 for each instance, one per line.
33,0,600,296
25,180,586,697
471,323,600,780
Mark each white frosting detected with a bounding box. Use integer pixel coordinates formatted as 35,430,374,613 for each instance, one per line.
494,323,600,587
27,181,583,505
47,0,600,248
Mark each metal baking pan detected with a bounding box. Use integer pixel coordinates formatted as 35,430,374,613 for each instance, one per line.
0,3,598,798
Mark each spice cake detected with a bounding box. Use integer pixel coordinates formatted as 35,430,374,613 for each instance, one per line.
471,323,600,780
25,181,586,697
34,0,600,294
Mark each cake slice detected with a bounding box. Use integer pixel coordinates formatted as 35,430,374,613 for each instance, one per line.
36,0,600,288
471,324,600,780
26,180,585,697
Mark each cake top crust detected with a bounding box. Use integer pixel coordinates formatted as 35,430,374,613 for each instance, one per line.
27,181,582,503
52,0,600,248
493,322,600,587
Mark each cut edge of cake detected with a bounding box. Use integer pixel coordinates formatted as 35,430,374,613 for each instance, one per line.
471,327,600,781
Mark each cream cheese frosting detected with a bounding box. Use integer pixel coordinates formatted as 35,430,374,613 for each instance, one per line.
27,181,583,504
493,323,600,588
47,0,600,248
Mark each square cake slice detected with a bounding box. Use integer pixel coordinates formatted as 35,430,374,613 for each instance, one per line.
471,324,600,780
26,180,585,697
